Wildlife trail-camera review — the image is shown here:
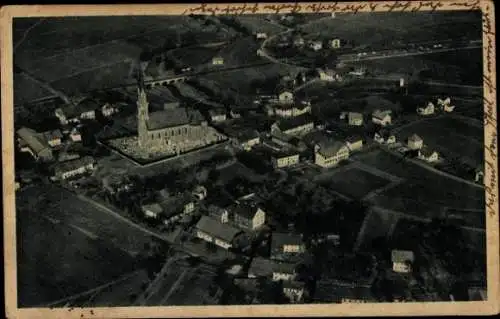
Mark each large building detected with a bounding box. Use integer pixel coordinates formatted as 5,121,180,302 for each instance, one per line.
135,71,224,153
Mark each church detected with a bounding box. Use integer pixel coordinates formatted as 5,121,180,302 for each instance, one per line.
135,71,225,155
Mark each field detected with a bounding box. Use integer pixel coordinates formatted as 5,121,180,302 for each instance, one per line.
318,167,391,199
395,116,484,168
169,46,222,66
357,150,485,227
13,73,55,105
300,11,481,49
236,15,286,34
16,185,151,306
214,36,265,67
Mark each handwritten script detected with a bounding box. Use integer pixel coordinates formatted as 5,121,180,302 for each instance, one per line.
181,1,481,15
482,2,497,218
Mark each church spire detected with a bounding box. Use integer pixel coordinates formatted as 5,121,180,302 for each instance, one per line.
136,65,149,148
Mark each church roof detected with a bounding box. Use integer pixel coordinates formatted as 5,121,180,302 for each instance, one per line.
147,108,190,130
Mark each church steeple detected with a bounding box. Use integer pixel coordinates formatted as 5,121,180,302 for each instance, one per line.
136,67,149,148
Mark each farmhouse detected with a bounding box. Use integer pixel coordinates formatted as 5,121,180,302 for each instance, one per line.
42,129,63,147
195,216,242,250
236,129,261,151
417,102,435,116
271,150,300,169
271,232,305,261
283,281,306,303
141,203,163,218
16,127,54,162
212,56,224,65
345,136,364,152
232,202,266,231
407,134,423,150
330,38,341,49
55,99,98,124
391,250,415,273
274,103,312,118
272,262,297,281
347,112,364,126
418,147,440,163
271,114,315,137
54,156,96,180
209,108,227,123
314,140,350,168
372,110,392,126
308,40,323,51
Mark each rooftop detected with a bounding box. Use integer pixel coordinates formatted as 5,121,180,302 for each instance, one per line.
408,134,423,142
316,140,347,158
17,127,50,154
391,250,415,263
348,112,363,121
147,108,190,130
271,232,303,250
195,216,242,242
372,109,392,120
55,156,95,173
233,202,261,220
314,280,376,303
142,203,163,215
276,114,314,131
248,257,274,277
273,261,297,274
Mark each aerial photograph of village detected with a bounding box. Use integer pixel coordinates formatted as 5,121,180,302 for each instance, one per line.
12,10,487,307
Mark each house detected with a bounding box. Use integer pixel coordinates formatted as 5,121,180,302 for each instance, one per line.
314,140,350,168
209,108,227,123
70,128,82,142
256,32,267,39
278,89,294,105
15,181,21,191
42,129,63,147
345,136,364,152
417,102,435,115
372,110,392,126
475,167,484,183
418,147,439,163
55,99,98,124
391,250,415,273
283,281,306,303
271,232,305,261
212,56,224,65
293,36,305,47
54,156,96,180
195,216,242,250
248,257,275,278
330,38,341,49
308,40,323,51
232,202,266,231
317,69,336,82
192,185,208,200
272,262,297,281
237,129,260,151
141,203,163,218
101,103,118,117
407,134,423,150
274,103,312,118
16,127,54,162
437,97,455,112
347,112,363,126
230,109,242,119
208,204,231,224
271,150,300,169
271,114,315,137
374,130,396,145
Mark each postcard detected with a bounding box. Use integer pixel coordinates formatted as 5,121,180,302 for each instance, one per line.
1,1,498,318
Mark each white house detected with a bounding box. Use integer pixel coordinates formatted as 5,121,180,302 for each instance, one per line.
212,56,224,65
55,100,98,125
407,134,423,150
101,103,118,117
348,112,363,126
417,102,435,115
418,147,440,163
272,262,297,282
317,69,336,82
70,128,82,142
330,38,341,49
308,40,323,51
372,110,392,126
256,32,268,39
209,108,227,123
345,136,364,152
232,202,266,231
54,156,96,180
283,281,306,303
195,216,242,250
374,130,396,145
314,140,350,168
141,203,163,218
271,151,300,168
475,168,484,183
391,250,415,273
437,97,455,112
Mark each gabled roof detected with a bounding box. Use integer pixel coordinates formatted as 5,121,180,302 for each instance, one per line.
345,135,363,143
316,140,348,158
17,127,49,154
55,156,95,173
408,134,422,142
42,129,63,141
141,203,163,214
233,202,261,220
272,261,297,274
391,250,415,263
209,108,226,117
372,109,392,120
276,114,314,131
248,257,274,277
419,146,437,157
195,216,242,242
147,108,190,130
